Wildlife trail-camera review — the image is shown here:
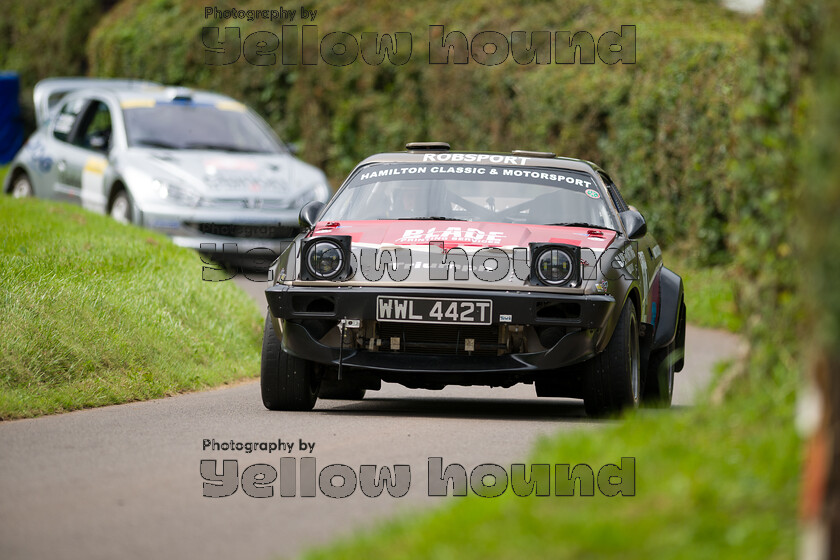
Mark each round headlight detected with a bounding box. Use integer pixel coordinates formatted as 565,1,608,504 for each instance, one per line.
305,240,345,280
536,248,573,285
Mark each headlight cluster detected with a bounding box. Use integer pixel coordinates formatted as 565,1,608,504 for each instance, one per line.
536,249,573,285
300,236,352,281
153,179,201,207
530,243,579,287
306,241,344,280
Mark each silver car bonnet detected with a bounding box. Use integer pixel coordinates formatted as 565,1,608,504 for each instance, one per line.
121,148,326,206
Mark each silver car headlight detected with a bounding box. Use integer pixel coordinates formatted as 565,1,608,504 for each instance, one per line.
153,179,201,207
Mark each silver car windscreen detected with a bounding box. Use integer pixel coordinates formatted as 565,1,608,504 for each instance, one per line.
122,102,281,154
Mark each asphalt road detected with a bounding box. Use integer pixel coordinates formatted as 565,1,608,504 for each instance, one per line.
0,275,741,560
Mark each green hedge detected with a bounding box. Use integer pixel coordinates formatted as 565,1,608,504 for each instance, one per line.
803,1,840,349
725,0,816,373
0,0,112,131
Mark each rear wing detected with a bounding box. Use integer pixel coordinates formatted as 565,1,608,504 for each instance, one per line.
33,77,161,126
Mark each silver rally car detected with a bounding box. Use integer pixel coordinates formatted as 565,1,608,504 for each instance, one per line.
3,78,331,255
262,143,687,417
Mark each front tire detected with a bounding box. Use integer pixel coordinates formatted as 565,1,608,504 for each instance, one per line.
261,314,319,411
583,301,641,417
11,172,33,198
109,189,132,224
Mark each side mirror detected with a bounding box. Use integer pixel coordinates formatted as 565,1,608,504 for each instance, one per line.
620,209,647,239
88,132,109,152
299,200,325,230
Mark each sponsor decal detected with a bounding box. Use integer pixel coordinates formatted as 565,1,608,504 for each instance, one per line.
26,138,53,173
355,163,595,189
396,227,505,244
81,156,108,211
421,153,528,165
215,100,247,112
119,99,156,109
203,158,259,173
82,157,107,175
585,189,600,199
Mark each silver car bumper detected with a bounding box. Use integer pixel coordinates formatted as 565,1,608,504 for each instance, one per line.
140,204,300,255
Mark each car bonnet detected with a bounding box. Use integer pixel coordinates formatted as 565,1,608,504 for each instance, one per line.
297,219,617,290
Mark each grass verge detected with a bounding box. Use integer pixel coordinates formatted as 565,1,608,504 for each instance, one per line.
667,253,741,332
0,196,263,419
301,365,799,560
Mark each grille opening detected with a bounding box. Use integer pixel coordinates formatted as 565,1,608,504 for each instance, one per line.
300,319,337,340
186,222,299,239
536,301,581,319
377,322,502,356
291,295,336,314
536,325,566,348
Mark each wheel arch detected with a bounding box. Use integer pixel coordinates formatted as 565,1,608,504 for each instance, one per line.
625,285,641,320
4,165,31,194
652,266,685,351
106,179,128,212
594,283,641,356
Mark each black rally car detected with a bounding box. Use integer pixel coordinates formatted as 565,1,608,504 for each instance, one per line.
262,143,686,416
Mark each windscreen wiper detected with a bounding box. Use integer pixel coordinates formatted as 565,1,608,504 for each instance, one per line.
134,138,180,149
545,222,616,231
396,216,467,221
183,142,266,153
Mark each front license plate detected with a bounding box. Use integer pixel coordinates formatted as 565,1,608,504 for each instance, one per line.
376,296,493,325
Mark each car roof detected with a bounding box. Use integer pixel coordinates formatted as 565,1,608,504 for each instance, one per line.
109,87,236,104
34,78,161,124
33,77,244,124
355,150,602,175
68,86,241,108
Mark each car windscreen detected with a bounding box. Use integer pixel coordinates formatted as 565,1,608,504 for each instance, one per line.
122,102,281,154
320,163,620,230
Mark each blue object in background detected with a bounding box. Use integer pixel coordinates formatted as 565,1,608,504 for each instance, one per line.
0,72,23,164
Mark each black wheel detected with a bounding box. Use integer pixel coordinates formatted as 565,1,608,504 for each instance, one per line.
642,341,675,408
10,172,33,198
583,301,641,417
319,380,367,400
261,314,319,411
109,189,132,224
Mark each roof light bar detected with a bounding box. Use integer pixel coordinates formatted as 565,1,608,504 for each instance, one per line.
167,87,194,102
511,150,556,158
405,142,451,151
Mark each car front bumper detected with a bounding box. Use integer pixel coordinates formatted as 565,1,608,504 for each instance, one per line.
139,204,301,254
265,285,616,374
